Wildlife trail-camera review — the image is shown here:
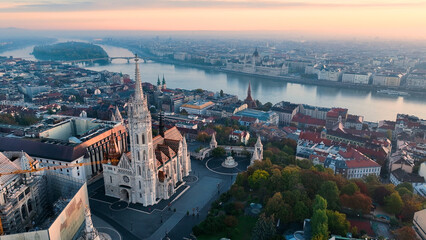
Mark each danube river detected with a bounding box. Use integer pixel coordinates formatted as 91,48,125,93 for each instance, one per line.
2,44,426,122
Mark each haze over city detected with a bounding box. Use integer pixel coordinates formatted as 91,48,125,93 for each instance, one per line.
1,0,426,40
0,1,425,240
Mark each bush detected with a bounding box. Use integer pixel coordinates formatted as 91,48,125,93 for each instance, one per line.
224,215,238,228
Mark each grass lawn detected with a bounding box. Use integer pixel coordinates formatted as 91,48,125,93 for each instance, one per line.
198,215,257,240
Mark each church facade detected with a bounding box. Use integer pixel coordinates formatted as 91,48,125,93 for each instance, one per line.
103,57,191,206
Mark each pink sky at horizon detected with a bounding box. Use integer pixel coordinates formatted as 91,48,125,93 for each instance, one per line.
1,1,426,40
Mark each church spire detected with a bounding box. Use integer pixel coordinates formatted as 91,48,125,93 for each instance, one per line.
247,81,252,99
134,54,144,101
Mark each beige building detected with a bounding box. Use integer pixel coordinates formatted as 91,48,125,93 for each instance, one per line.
413,209,426,240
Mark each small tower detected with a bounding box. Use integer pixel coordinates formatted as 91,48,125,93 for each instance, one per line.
254,136,263,161
210,133,217,149
250,148,260,165
162,74,167,90
113,106,123,123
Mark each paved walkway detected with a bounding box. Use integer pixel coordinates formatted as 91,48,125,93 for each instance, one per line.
148,176,221,240
92,214,122,240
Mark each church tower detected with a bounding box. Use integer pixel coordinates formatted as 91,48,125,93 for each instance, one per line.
244,81,257,109
127,55,157,206
162,74,167,90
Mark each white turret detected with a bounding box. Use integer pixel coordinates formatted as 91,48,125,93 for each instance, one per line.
254,136,263,161
114,106,123,122
210,133,217,149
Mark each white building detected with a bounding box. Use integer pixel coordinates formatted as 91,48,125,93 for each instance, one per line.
342,73,371,85
103,57,191,206
180,100,215,115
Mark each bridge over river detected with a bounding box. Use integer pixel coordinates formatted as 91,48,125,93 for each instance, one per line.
61,56,147,64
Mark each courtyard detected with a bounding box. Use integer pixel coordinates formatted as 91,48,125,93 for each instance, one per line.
89,156,247,240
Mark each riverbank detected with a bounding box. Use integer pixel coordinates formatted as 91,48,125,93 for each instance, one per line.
122,46,426,98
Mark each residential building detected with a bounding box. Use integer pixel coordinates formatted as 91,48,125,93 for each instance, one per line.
272,101,300,126
413,209,426,240
0,116,128,181
390,168,425,188
342,73,371,85
0,152,48,235
180,100,215,115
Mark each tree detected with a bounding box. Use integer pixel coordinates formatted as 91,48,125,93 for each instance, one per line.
340,192,372,214
251,214,276,240
394,226,417,240
341,182,360,196
395,182,414,193
313,195,327,211
248,169,269,189
326,210,350,236
312,209,328,240
212,147,226,158
319,181,340,210
224,215,238,228
373,186,392,205
294,201,310,222
385,192,403,215
196,132,210,142
400,196,422,221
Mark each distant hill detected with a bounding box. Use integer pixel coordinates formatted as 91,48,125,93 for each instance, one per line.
32,41,108,62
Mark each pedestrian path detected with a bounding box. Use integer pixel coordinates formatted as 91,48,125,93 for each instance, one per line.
148,176,222,240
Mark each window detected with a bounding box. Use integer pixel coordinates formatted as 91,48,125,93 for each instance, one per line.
143,151,146,161
136,134,139,144
139,181,141,189
142,134,146,144
110,176,112,183
138,151,140,161
138,166,141,175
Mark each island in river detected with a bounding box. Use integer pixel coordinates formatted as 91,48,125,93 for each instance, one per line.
32,41,109,63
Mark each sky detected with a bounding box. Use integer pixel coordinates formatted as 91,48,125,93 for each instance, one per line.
1,0,426,40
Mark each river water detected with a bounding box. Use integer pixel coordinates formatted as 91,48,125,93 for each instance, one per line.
2,44,425,122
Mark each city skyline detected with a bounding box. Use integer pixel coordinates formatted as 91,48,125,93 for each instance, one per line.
1,0,426,40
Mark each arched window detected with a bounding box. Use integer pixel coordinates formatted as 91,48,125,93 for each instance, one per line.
143,151,146,161
110,176,112,183
138,166,141,175
139,181,141,189
137,151,141,161
135,134,139,144
142,134,146,144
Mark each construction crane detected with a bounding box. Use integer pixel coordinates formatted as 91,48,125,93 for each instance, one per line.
0,159,120,177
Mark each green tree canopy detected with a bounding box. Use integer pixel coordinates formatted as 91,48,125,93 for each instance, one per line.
341,182,360,196
326,210,350,236
313,195,327,211
385,192,403,215
319,181,340,210
251,214,276,240
248,169,270,189
312,209,328,240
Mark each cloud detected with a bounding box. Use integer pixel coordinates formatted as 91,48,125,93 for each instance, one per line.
0,0,425,12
